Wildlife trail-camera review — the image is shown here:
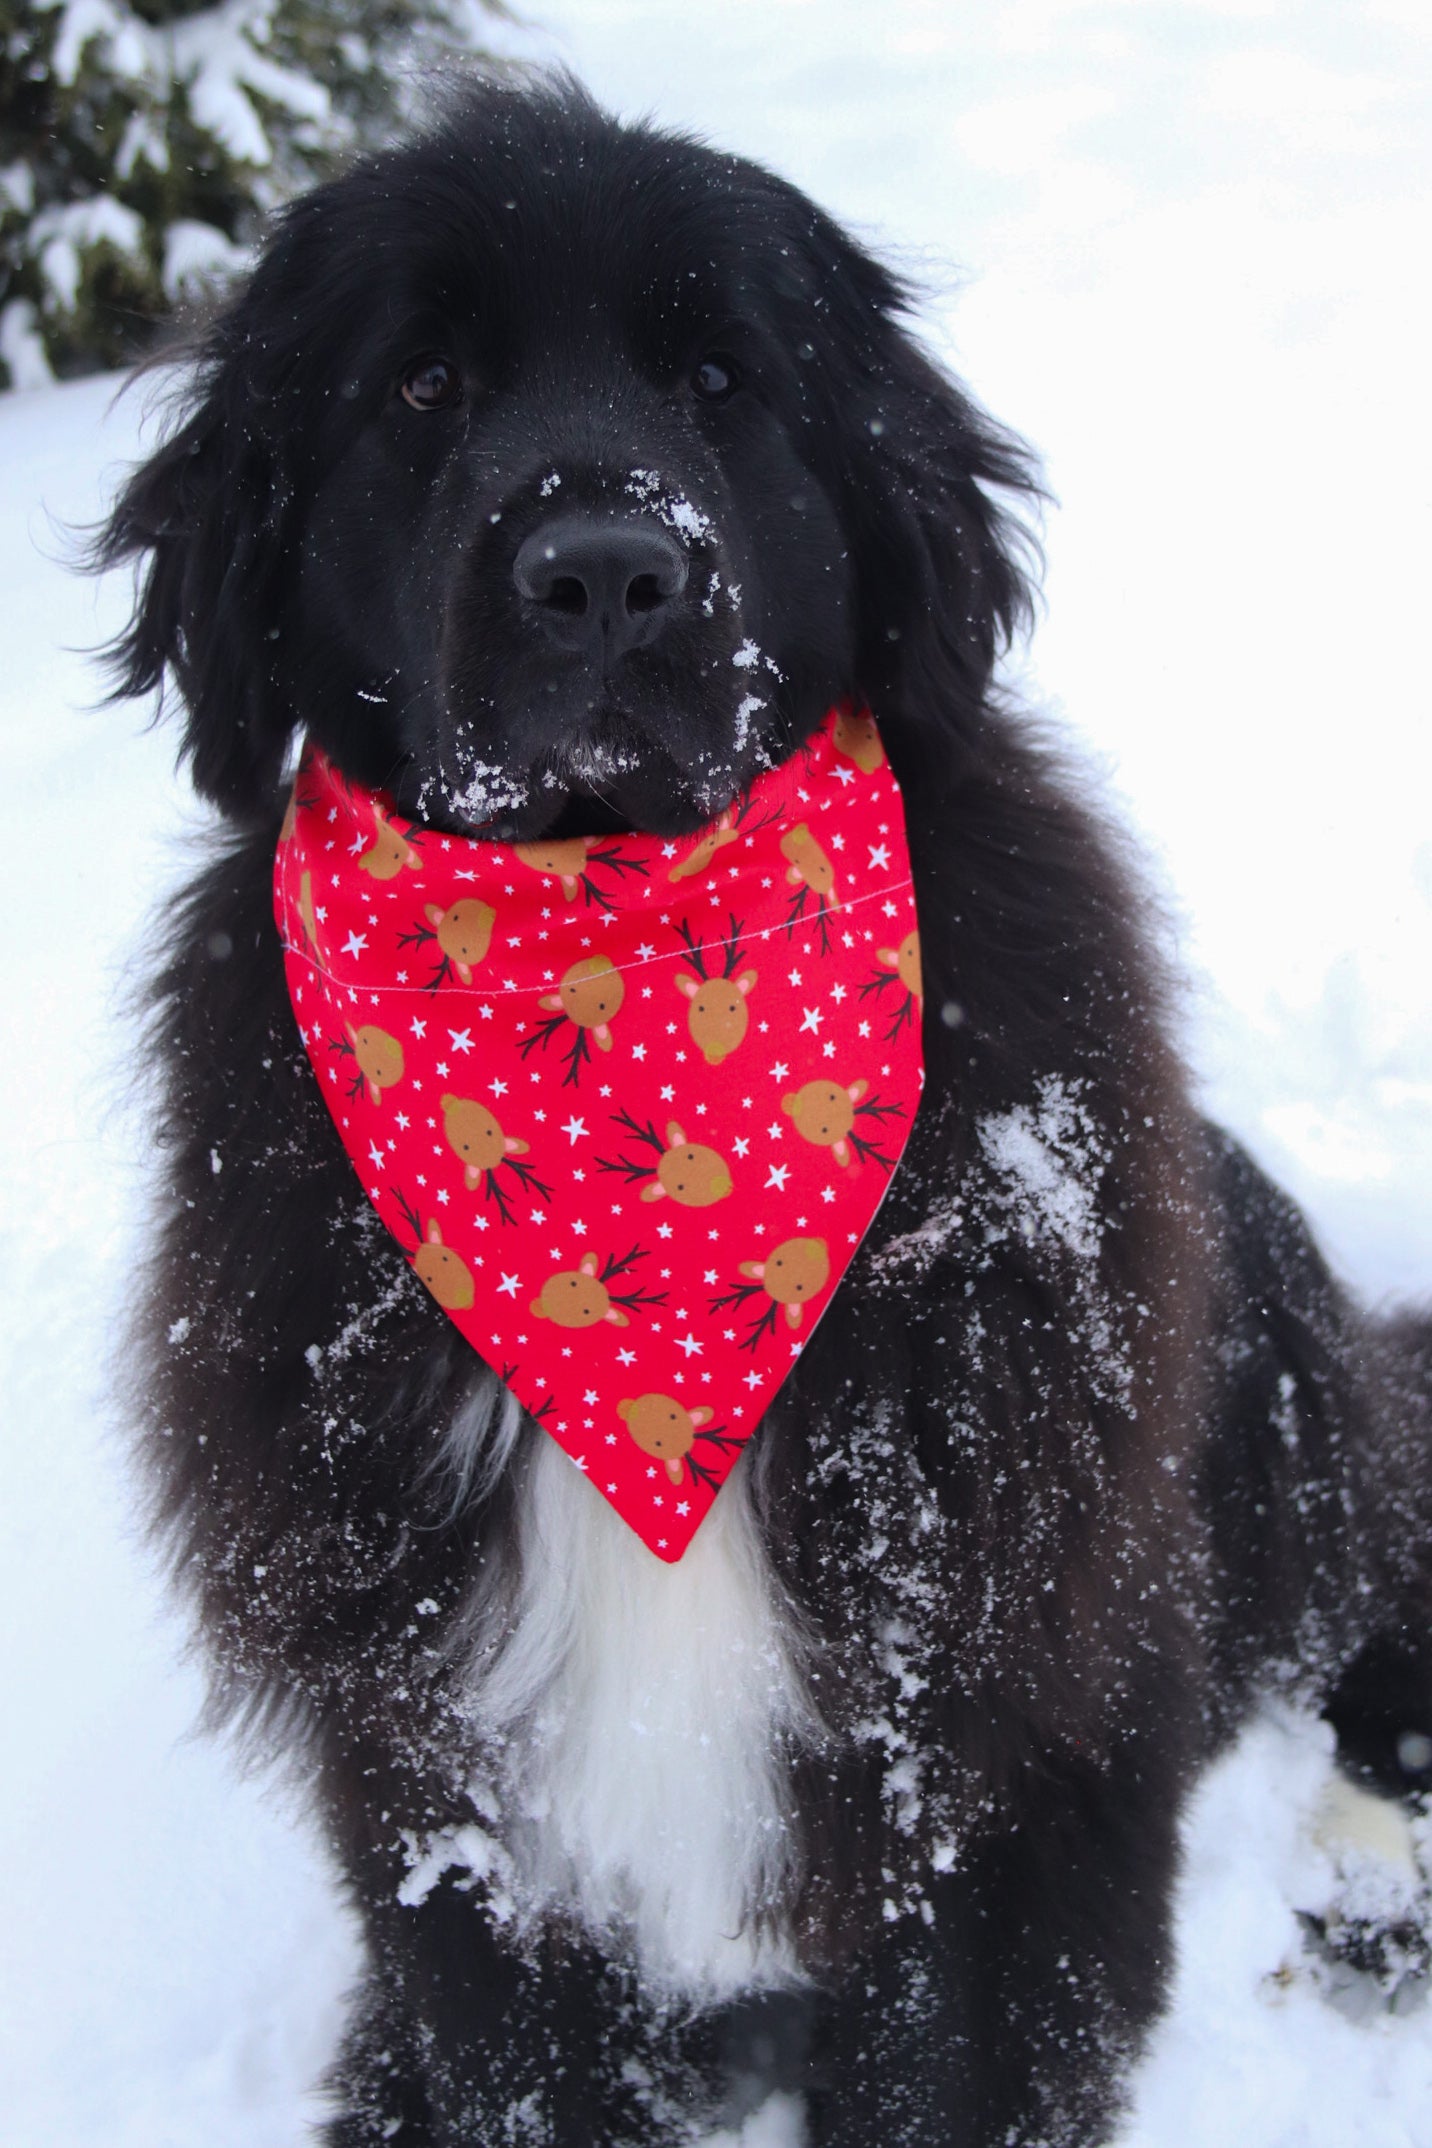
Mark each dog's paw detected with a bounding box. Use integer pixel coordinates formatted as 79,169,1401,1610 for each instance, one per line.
1289,1773,1432,2020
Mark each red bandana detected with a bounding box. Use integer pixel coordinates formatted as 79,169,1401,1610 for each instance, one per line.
274,706,924,1560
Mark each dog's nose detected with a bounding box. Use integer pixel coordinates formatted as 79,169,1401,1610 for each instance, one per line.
513,516,689,662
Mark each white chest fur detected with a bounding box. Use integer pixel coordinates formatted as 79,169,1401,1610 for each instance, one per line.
465,1433,816,1999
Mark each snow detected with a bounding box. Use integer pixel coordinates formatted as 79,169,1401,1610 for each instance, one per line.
161,220,252,305
32,194,146,313
3,2,1431,2141
173,0,333,170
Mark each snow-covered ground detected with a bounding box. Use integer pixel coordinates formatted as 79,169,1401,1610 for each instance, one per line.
3,4,1431,2142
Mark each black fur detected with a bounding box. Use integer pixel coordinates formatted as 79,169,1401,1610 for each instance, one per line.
99,76,1432,2147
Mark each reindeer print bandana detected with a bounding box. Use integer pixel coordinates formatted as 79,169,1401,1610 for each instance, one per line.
274,705,924,1560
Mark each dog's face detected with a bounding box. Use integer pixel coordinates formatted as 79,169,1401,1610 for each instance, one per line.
282,118,857,840
105,82,1036,834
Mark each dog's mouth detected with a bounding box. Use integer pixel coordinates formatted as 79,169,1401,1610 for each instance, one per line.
404,687,792,845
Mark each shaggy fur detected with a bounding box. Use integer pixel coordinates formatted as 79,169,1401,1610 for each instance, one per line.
99,76,1432,2148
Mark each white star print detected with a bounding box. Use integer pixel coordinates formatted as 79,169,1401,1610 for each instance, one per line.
342,931,368,958
448,1029,474,1053
561,1115,588,1145
497,1272,520,1297
676,1334,703,1358
799,1007,822,1034
765,1164,790,1191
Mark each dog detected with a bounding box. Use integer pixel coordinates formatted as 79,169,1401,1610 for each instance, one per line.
98,74,1432,2147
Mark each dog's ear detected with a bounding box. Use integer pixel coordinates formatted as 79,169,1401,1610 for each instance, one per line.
790,212,1042,720
860,336,1041,703
95,330,299,824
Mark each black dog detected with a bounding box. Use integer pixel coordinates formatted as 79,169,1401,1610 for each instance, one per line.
100,76,1432,2147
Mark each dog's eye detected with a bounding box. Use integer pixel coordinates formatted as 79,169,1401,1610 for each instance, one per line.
400,357,462,412
691,356,739,403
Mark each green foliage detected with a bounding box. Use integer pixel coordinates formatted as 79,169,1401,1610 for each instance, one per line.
0,0,507,385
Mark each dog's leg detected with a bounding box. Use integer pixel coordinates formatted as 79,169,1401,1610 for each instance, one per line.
328,1880,733,2148
320,1967,437,2147
803,1721,1185,2148
1198,1130,1432,1797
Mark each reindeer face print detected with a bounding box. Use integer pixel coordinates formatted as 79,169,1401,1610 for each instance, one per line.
530,1246,666,1328
677,972,757,1066
668,809,738,883
654,1129,732,1206
523,956,627,1086
514,836,593,899
596,1113,733,1206
428,900,494,982
879,929,923,1003
780,823,840,908
531,1254,627,1328
782,1078,868,1166
832,706,887,773
618,1392,713,1481
617,1394,746,1491
741,1237,830,1322
347,1022,403,1104
359,805,424,880
674,916,757,1066
550,956,624,1036
413,1220,475,1311
440,1094,528,1186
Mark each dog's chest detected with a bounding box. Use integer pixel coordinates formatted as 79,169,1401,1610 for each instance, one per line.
468,1434,812,1997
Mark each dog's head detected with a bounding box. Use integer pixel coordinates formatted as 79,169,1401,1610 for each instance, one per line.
100,76,1038,836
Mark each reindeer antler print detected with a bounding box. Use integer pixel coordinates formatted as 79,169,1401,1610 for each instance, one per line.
438,1094,552,1224
674,915,757,1066
515,836,649,910
531,1246,667,1328
397,898,496,990
617,1394,748,1491
520,956,626,1087
595,1110,733,1207
862,929,924,1039
710,1237,832,1349
780,823,841,952
390,1188,476,1311
329,1022,404,1105
781,1079,906,1171
358,803,424,881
